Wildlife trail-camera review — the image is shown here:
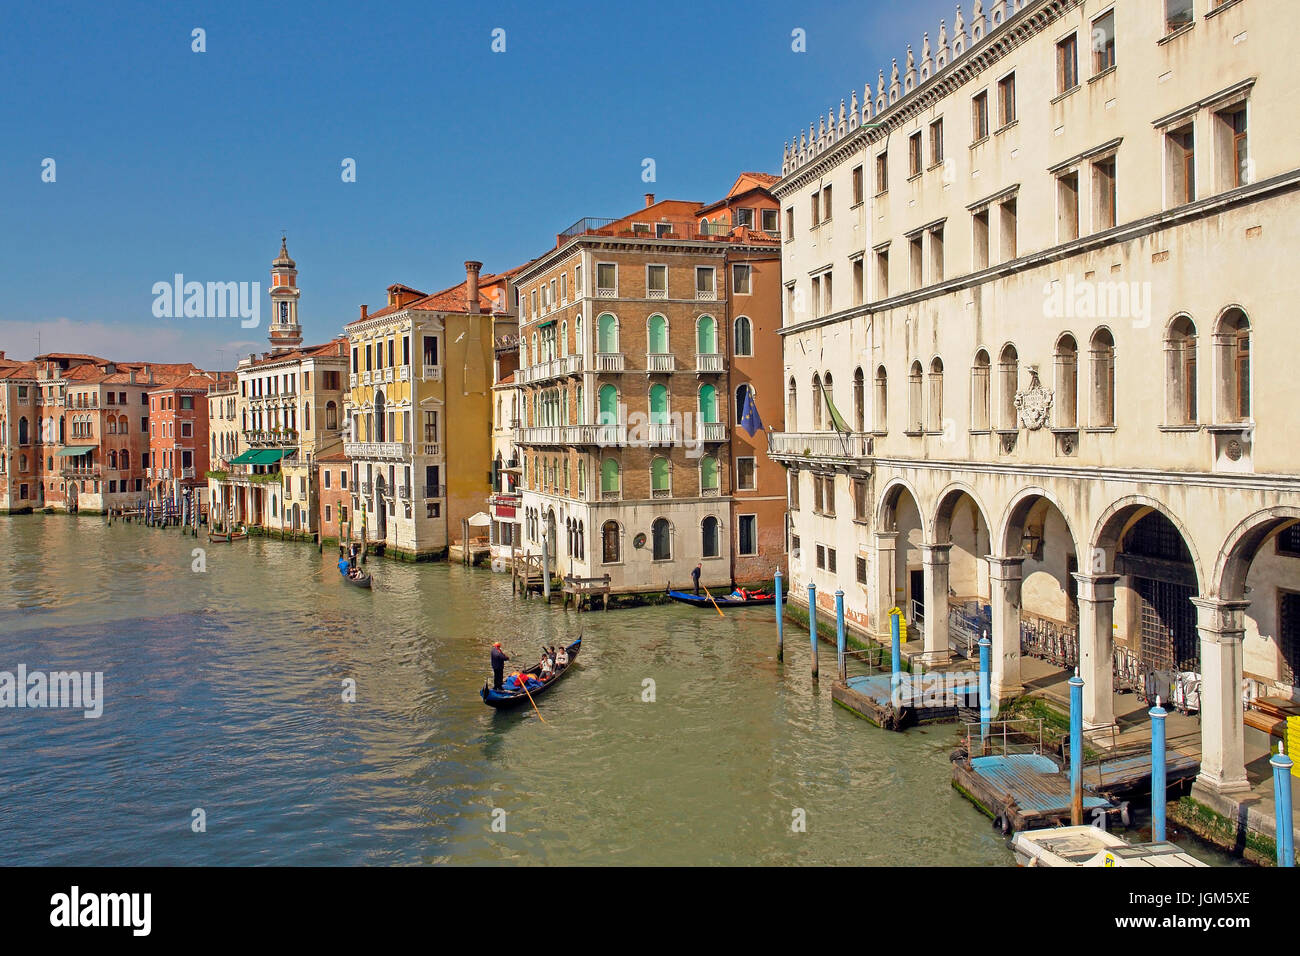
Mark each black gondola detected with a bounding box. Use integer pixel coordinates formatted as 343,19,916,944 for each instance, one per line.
480,638,581,708
666,588,775,608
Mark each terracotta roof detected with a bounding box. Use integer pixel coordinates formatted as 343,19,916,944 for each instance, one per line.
497,371,516,385
316,450,349,463
0,362,38,380
246,337,348,368
33,352,110,364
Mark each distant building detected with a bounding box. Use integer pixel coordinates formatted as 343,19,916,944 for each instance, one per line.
148,372,229,509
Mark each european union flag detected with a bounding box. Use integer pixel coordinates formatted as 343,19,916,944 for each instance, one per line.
739,387,764,437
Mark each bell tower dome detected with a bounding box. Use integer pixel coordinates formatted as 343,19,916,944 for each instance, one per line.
268,236,303,353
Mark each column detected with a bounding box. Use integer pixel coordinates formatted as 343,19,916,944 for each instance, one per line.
873,531,898,640
1192,597,1251,795
986,555,1025,702
1074,572,1120,731
921,543,952,658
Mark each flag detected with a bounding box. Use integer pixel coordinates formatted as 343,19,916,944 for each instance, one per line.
823,389,851,433
739,387,765,437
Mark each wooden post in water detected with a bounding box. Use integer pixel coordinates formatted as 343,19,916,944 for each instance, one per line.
1069,670,1084,826
835,589,847,682
542,536,551,602
774,570,784,663
807,583,818,680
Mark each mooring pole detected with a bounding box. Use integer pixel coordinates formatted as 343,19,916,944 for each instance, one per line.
807,582,818,680
542,535,551,602
1150,696,1168,842
835,589,846,682
774,570,784,663
1069,670,1084,826
890,608,902,700
978,633,991,744
1271,741,1294,867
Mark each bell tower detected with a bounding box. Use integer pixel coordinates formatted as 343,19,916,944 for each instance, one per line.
268,236,303,353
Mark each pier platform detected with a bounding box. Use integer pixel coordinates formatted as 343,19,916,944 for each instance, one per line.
833,671,980,730
952,752,1118,833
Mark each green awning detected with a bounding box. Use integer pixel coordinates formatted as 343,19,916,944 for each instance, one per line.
229,450,261,465
57,445,96,457
254,449,289,463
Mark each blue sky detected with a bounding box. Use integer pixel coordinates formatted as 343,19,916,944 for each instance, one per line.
0,0,943,365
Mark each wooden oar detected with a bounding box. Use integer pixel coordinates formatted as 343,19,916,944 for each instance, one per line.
706,588,725,618
513,671,547,724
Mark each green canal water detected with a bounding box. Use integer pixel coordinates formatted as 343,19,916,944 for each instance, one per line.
0,513,1199,866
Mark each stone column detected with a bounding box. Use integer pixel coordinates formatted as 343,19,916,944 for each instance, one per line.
1192,597,1251,794
921,543,952,658
986,555,1025,702
873,531,898,639
1074,572,1120,731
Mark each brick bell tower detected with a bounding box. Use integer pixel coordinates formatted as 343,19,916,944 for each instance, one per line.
268,236,303,354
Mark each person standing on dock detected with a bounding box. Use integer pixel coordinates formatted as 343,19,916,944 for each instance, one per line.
490,642,510,691
691,563,702,595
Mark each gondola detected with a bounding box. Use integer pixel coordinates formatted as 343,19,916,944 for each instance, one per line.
338,564,372,589
666,588,776,608
480,637,581,709
207,529,248,542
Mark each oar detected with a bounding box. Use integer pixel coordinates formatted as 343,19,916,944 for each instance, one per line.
706,588,725,618
516,672,547,724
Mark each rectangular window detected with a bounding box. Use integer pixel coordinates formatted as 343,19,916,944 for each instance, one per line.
732,264,752,295
816,544,826,570
647,264,667,296
809,192,820,228
736,456,756,491
1277,525,1300,558
853,258,864,306
789,472,800,510
929,119,944,167
851,165,864,205
908,132,922,177
972,91,989,141
1167,125,1196,205
929,226,944,283
1216,105,1249,190
998,72,1017,127
827,548,837,574
575,264,582,296
821,271,832,315
856,555,868,585
876,151,889,194
761,208,779,234
853,478,868,522
695,267,716,298
973,209,990,270
1057,33,1079,93
822,475,836,517
181,395,194,410
324,469,331,489
909,235,924,289
821,184,832,221
735,207,755,229
1000,197,1018,260
596,262,617,294
181,422,192,438
876,248,889,299
785,207,795,236
738,515,757,556
1093,157,1117,230
1092,11,1116,74
1058,170,1080,241
1166,0,1194,33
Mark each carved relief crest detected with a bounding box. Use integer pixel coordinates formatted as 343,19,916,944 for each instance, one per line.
1014,366,1054,430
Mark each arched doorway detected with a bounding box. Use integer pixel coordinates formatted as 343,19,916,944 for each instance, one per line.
932,486,993,660
546,509,557,561
374,475,388,542
876,481,925,638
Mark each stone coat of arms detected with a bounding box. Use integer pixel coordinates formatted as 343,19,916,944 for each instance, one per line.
1014,367,1054,430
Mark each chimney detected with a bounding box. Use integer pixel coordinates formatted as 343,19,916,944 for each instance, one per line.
644,193,655,207
465,261,483,314
359,304,368,320
0,350,5,360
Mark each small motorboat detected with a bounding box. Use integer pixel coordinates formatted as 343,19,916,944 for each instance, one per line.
481,638,581,709
1011,825,1207,867
338,562,372,589
667,588,776,608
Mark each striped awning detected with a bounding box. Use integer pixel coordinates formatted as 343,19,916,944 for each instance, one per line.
56,445,96,457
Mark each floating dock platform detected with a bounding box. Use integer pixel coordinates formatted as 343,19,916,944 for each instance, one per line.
832,671,980,730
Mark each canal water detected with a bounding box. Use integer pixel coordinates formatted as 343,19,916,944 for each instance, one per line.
0,516,1040,865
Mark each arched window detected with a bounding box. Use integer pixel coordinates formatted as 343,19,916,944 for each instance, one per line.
702,515,721,558
700,455,719,494
811,374,824,430
698,384,718,423
560,320,568,357
107,417,116,435
908,361,924,433
600,457,620,496
108,450,117,469
326,401,338,430
998,344,1019,429
928,357,944,432
649,383,669,424
734,383,752,423
647,314,668,354
598,384,619,425
1215,307,1250,422
734,316,753,356
652,517,672,560
1054,335,1078,428
18,417,28,445
971,350,991,431
602,520,621,563
597,313,619,353
374,390,387,441
787,377,798,429
1089,328,1115,427
852,368,865,432
1165,315,1198,425
531,331,538,365
873,367,888,432
303,403,311,431
696,315,718,354
651,456,671,496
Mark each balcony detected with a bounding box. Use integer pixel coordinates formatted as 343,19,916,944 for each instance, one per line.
645,353,675,373
556,216,747,246
422,365,443,381
695,353,725,373
359,481,372,496
521,354,583,384
651,488,672,499
646,423,680,445
382,368,394,384
516,424,629,447
595,352,624,372
397,485,411,500
244,429,299,447
422,484,446,499
361,371,372,385
767,431,874,461
601,489,621,502
61,467,101,480
516,426,567,446
695,422,727,443
695,288,717,301
343,441,410,460
349,373,358,387
701,486,720,497
421,441,442,457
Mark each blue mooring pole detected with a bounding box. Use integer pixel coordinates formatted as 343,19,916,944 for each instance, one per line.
835,590,846,682
774,570,784,663
978,633,991,744
890,608,902,694
1069,670,1084,826
1271,741,1294,867
1151,696,1168,842
808,583,818,679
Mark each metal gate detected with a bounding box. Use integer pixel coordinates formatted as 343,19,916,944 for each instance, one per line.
1135,577,1198,672
1280,591,1300,686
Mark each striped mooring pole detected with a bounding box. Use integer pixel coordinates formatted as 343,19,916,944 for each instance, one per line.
807,583,818,680
1272,741,1294,867
978,633,991,744
1069,670,1084,826
835,589,846,682
890,608,902,701
1151,696,1168,842
774,570,784,663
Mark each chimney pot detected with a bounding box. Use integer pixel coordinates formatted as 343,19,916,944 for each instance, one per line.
644,193,655,207
465,260,483,314
360,304,368,320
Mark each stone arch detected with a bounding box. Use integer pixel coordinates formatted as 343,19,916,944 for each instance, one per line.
931,481,993,545
1090,494,1206,595
1213,506,1300,602
998,486,1082,559
877,476,927,531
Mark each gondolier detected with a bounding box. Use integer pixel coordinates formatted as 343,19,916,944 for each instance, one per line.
490,642,510,691
691,563,702,594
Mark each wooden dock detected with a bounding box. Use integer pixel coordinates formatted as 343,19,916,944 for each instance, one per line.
561,574,611,611
952,751,1119,833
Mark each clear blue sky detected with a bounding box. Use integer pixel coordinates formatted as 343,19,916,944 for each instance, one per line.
0,0,942,366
